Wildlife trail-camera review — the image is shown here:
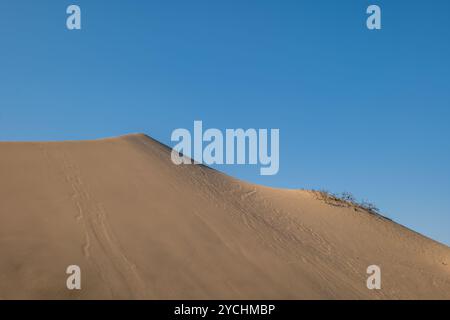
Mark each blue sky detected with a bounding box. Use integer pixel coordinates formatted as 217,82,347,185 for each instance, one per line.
1,0,449,246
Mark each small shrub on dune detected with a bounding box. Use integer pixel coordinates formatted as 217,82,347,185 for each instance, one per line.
310,189,390,221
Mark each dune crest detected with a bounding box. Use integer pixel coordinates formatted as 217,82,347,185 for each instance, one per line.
0,134,449,299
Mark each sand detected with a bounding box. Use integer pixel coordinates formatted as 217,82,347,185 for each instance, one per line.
0,134,449,300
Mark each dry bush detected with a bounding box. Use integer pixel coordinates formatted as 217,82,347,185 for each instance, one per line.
311,189,390,221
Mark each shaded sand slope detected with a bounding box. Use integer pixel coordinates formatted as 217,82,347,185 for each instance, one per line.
0,134,449,299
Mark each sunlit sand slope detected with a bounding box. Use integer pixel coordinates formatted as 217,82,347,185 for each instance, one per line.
0,134,449,299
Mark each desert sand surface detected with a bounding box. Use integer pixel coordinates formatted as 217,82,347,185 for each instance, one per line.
0,134,449,300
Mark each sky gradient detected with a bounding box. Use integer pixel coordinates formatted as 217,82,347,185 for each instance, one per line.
1,0,449,245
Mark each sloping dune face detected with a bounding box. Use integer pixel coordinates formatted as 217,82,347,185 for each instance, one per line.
0,134,449,300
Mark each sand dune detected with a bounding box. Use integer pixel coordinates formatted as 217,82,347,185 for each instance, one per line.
0,134,449,300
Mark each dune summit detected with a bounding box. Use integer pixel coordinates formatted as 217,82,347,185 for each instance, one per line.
0,134,449,300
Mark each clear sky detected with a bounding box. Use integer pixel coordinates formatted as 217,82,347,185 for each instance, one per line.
1,1,449,246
